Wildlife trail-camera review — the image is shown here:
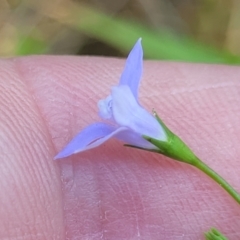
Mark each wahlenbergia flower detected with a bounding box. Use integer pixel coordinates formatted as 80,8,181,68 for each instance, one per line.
55,39,166,159
54,39,240,209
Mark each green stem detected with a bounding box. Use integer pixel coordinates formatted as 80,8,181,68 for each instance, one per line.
194,158,240,204
144,112,240,204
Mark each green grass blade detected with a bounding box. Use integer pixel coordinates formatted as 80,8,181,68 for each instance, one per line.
60,4,240,64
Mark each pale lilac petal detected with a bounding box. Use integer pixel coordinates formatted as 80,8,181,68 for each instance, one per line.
116,130,157,150
119,38,143,99
54,123,127,159
111,85,167,141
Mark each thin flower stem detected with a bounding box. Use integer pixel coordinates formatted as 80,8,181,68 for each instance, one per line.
194,158,240,204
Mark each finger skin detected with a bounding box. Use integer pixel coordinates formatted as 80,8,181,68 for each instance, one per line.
0,59,64,239
1,56,240,239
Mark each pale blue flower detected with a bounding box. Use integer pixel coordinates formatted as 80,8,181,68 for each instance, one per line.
55,39,166,159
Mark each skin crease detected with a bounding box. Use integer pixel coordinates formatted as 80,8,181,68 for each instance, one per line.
0,56,239,240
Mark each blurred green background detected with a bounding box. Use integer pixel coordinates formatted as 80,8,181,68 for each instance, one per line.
1,0,240,63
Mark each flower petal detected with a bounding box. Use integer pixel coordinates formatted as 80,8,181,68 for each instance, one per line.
111,85,167,141
116,129,157,150
119,38,143,99
54,123,127,159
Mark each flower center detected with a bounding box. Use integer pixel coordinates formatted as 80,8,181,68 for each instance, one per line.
98,95,113,119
